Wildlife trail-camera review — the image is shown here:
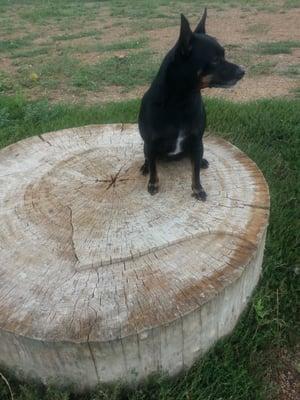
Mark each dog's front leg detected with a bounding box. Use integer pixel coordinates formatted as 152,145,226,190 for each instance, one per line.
191,137,207,201
147,144,159,195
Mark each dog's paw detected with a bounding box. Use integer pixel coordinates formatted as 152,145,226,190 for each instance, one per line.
140,163,149,175
192,187,207,201
200,158,209,169
148,182,159,195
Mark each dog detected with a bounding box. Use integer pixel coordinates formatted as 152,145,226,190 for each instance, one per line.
138,9,245,201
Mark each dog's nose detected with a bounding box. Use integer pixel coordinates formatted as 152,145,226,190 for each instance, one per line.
236,66,246,79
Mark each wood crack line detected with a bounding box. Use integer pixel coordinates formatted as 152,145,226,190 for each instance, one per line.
66,205,79,262
38,134,52,146
87,339,100,382
105,164,125,190
225,197,269,210
86,307,100,383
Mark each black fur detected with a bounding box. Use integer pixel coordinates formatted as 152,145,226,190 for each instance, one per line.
138,9,245,200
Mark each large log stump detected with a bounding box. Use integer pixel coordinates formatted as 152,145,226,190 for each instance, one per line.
0,124,269,390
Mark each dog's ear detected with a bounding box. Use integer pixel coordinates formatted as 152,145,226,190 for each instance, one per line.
178,14,193,56
194,8,207,34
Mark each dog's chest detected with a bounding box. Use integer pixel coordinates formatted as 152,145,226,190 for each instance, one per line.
167,129,186,156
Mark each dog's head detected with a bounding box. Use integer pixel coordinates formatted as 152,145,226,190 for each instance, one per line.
174,9,245,89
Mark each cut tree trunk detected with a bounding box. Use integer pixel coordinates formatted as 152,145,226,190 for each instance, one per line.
0,124,269,390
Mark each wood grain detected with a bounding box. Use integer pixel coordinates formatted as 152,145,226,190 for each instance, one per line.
0,124,269,390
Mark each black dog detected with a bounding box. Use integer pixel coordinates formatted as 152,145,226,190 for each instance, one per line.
138,9,245,201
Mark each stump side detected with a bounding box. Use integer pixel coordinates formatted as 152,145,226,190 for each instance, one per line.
0,124,270,389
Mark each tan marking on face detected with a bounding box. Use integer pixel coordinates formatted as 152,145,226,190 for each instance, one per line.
200,74,213,89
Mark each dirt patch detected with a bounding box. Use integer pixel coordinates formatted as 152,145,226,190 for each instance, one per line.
0,57,15,72
208,8,300,45
145,7,300,101
266,346,300,400
65,5,299,104
58,4,300,105
100,23,132,45
148,7,300,50
39,76,297,105
1,2,300,103
36,85,147,105
72,51,107,64
204,75,298,101
72,50,132,65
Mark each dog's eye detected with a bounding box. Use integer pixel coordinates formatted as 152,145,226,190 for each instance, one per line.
212,56,219,65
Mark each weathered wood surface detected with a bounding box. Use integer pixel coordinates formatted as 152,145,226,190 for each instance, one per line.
0,124,269,390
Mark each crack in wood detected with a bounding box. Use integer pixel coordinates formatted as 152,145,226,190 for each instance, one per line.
225,196,269,210
38,135,52,146
105,165,124,190
86,302,101,382
87,340,100,383
66,205,79,263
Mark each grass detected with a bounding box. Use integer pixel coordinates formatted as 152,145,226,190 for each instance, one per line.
20,1,99,24
0,71,16,93
14,55,79,90
0,35,34,52
284,0,300,8
10,47,51,59
256,40,300,55
248,60,277,76
0,0,299,102
1,43,153,95
73,51,158,90
58,38,148,58
283,64,300,77
0,95,299,399
246,23,269,34
108,0,286,18
290,86,300,98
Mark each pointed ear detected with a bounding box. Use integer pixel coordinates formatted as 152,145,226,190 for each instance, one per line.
178,14,193,55
194,8,207,34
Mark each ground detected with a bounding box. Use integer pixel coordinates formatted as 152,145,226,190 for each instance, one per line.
0,0,300,104
270,347,300,400
0,1,299,400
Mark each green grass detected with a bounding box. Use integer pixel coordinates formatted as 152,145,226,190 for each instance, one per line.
73,51,158,90
246,23,269,34
0,36,33,52
284,0,300,8
0,71,16,93
98,37,148,52
2,42,153,94
248,60,277,76
70,37,149,54
107,0,283,18
290,86,300,98
283,64,300,77
0,95,299,400
109,0,175,18
14,55,79,90
0,0,297,102
20,1,99,24
10,47,51,59
256,40,300,55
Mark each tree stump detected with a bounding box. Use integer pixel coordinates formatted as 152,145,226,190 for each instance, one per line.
0,124,269,390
